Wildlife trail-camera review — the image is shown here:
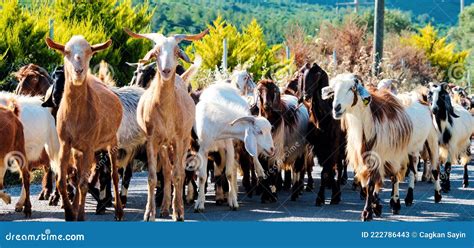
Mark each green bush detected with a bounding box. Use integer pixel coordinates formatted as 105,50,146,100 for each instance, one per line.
451,4,474,88
185,16,291,88
403,24,469,82
0,0,153,89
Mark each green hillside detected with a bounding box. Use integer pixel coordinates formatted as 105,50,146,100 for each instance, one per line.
143,0,471,44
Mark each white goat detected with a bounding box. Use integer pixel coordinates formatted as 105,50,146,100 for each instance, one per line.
191,83,275,212
0,92,60,216
322,73,441,221
429,83,474,190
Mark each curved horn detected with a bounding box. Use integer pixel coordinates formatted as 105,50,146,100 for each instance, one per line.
124,28,164,44
126,62,139,67
174,29,209,43
144,61,156,69
230,116,255,126
139,49,157,64
178,49,192,63
45,37,65,53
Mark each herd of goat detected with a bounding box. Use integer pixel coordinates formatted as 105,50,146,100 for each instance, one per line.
0,28,473,222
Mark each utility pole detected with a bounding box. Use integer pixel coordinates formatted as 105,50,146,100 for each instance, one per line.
49,19,54,40
461,0,465,13
372,0,384,76
222,38,228,71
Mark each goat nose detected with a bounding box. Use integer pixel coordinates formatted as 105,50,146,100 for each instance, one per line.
75,68,83,74
162,68,171,74
334,104,341,112
269,147,275,155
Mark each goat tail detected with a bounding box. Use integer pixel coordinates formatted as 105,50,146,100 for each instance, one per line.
181,55,202,84
184,151,203,172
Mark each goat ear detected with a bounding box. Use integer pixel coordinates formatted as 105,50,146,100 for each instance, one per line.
444,95,460,118
139,49,157,64
321,86,334,100
91,39,112,54
41,86,55,108
178,49,192,63
45,38,65,53
243,127,258,157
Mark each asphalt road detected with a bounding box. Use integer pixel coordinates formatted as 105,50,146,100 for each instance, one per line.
1,148,473,222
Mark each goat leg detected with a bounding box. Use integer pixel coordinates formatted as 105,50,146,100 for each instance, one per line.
20,165,32,218
108,144,124,221
58,144,74,221
361,179,375,221
440,162,451,193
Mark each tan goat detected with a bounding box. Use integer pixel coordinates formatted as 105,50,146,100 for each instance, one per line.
45,36,124,221
125,28,207,221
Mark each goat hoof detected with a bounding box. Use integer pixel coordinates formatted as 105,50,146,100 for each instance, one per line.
2,195,11,205
330,198,341,205
160,210,170,218
405,188,414,206
95,205,107,215
38,191,46,201
230,206,238,211
361,210,373,221
373,203,382,217
463,180,469,188
143,211,155,222
315,198,325,207
23,208,32,218
14,206,23,212
64,209,75,221
194,208,204,213
215,199,225,206
390,199,401,215
441,184,450,193
174,215,184,222
120,195,127,208
434,190,442,203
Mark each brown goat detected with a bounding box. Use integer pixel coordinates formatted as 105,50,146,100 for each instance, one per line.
125,28,207,221
0,101,27,208
15,64,52,96
46,36,123,221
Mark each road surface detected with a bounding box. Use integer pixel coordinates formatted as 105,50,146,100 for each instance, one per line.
1,153,473,222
